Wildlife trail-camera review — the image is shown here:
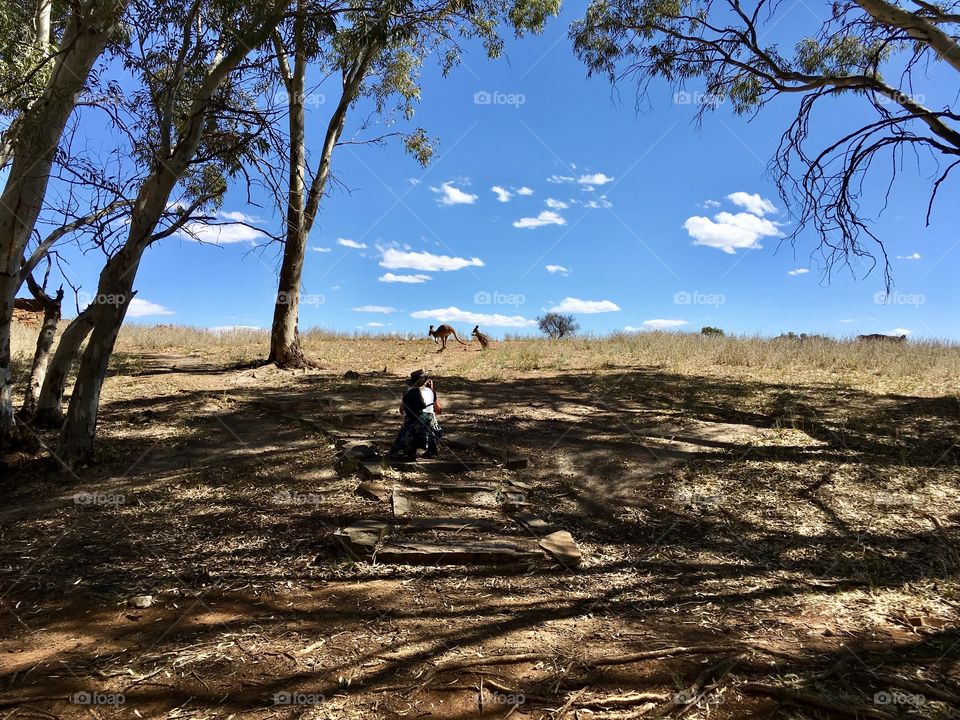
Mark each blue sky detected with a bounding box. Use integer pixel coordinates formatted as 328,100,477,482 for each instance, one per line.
33,3,960,339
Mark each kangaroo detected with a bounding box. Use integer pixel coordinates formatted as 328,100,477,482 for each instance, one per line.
428,324,469,352
471,325,491,350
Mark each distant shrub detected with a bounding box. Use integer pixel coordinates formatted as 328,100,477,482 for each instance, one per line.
701,326,725,336
537,313,578,339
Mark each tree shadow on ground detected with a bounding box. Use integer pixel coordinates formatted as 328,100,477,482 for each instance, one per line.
1,364,957,718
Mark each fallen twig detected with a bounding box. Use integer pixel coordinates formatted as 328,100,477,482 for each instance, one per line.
740,682,896,719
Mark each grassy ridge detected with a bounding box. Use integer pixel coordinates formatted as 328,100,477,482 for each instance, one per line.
11,321,960,395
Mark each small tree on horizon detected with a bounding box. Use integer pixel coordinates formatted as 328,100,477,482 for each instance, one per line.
701,326,724,336
538,313,578,339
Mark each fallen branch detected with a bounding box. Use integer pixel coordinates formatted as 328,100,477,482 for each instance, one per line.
740,682,896,719
421,643,744,687
589,644,745,668
865,672,960,705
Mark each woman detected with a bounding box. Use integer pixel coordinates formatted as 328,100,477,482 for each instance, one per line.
388,369,443,460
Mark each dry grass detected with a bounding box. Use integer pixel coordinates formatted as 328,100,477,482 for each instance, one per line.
11,322,960,397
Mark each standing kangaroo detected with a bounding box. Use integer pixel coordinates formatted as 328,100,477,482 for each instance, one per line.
471,325,491,349
428,324,469,352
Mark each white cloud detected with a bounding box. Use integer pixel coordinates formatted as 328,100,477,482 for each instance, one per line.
545,198,568,210
547,174,575,184
513,210,566,229
378,272,432,283
545,264,570,275
410,306,535,328
380,248,483,272
577,172,614,185
897,252,922,260
788,268,810,276
491,185,512,203
127,298,175,318
180,221,264,245
432,181,477,206
219,210,258,222
888,328,912,336
683,211,783,254
727,191,777,216
584,196,613,209
366,322,385,327
516,186,534,196
642,319,689,329
338,237,367,249
352,305,396,313
311,246,332,253
702,200,721,209
549,297,620,314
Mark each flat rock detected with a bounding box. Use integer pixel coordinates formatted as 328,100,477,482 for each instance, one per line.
513,512,556,536
505,456,529,470
342,441,379,460
392,491,411,518
335,520,390,557
356,481,391,502
403,517,498,532
538,530,582,566
360,461,384,478
388,459,494,473
375,540,541,566
127,595,153,609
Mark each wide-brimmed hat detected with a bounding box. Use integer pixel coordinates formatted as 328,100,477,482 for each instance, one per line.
406,369,430,386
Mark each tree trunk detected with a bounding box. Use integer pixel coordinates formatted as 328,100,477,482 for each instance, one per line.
20,283,63,418
267,34,373,368
56,0,291,467
33,306,95,428
57,251,140,466
268,6,308,368
0,0,123,446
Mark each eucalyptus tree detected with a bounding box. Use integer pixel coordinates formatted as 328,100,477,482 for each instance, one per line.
0,0,126,446
267,0,561,367
55,0,307,466
571,0,960,283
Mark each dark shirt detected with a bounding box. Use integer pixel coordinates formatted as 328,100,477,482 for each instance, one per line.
401,386,435,417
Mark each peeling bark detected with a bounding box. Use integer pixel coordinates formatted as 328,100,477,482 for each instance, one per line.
0,0,124,446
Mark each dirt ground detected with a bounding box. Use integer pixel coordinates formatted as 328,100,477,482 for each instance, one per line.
1,341,959,719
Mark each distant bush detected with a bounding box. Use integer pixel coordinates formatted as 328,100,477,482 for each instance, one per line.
537,313,578,339
701,326,724,336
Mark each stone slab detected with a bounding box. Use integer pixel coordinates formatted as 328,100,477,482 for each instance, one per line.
392,490,411,518
375,540,541,566
335,520,390,558
538,530,582,566
356,481,391,502
513,511,556,536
